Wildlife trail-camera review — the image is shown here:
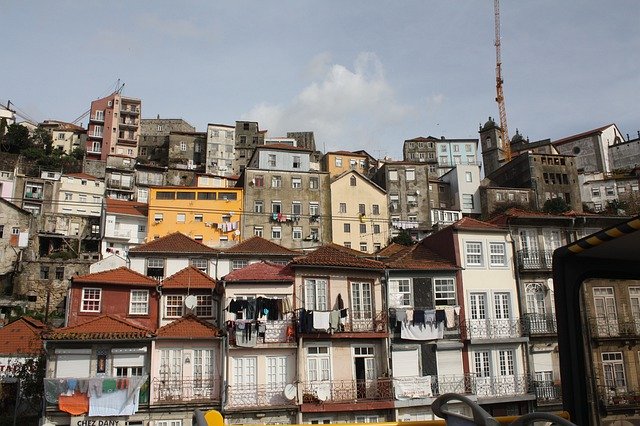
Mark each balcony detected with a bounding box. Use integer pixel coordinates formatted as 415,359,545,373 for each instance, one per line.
120,120,138,128
533,381,562,405
108,179,134,190
88,132,103,139
226,383,296,409
461,319,524,341
522,313,557,335
152,377,220,404
120,106,140,115
109,229,131,239
117,136,138,145
588,317,640,339
597,385,640,412
228,319,296,346
516,250,553,270
473,375,532,399
299,310,387,335
301,378,394,404
24,191,43,200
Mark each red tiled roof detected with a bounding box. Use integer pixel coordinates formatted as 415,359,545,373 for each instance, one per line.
488,207,599,226
375,243,408,257
162,266,217,289
224,261,294,282
553,124,615,146
0,316,47,356
223,236,299,256
382,242,459,270
258,143,312,152
291,244,384,269
65,172,99,180
325,150,368,157
156,314,222,339
451,217,505,232
129,232,220,255
106,198,148,217
72,267,158,287
45,315,154,340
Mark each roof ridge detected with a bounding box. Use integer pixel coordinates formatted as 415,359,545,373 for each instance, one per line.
74,266,157,284
156,314,220,334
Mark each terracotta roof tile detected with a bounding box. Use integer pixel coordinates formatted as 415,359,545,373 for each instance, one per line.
45,315,154,341
129,232,221,255
223,236,299,256
224,261,294,282
451,217,505,232
375,243,408,257
382,243,459,270
65,172,99,180
291,244,384,269
0,316,47,356
162,266,217,289
488,208,599,225
156,314,222,339
106,199,148,217
73,267,158,287
258,144,312,152
325,150,368,157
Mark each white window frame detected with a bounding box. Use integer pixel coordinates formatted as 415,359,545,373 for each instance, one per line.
81,288,101,312
165,295,184,318
271,226,282,239
196,295,214,318
129,289,149,315
434,278,456,306
305,278,328,310
465,242,483,266
489,242,507,267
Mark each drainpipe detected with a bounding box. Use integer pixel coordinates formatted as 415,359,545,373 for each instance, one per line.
221,334,228,411
296,335,304,425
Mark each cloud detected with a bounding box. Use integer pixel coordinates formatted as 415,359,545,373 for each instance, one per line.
139,14,208,39
427,93,445,106
244,52,413,153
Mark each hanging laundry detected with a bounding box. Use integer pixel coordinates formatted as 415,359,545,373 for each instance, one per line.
400,321,443,341
396,308,407,323
58,392,89,415
313,311,331,331
413,309,426,325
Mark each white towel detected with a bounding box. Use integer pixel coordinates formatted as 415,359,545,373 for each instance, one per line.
313,311,331,331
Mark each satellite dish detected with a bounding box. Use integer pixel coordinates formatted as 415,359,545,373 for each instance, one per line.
316,386,330,402
185,295,198,310
283,383,297,401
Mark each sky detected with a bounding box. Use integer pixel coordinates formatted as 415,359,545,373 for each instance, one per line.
1,1,639,160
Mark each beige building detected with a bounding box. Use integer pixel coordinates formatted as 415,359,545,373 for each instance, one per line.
330,170,389,253
40,120,86,154
54,173,104,217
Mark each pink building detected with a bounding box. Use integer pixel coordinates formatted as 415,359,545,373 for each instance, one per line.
87,92,141,161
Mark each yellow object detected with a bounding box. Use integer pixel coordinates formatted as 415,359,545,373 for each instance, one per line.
204,409,224,426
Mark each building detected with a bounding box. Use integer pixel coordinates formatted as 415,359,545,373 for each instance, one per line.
168,131,207,172
402,136,439,176
552,124,625,174
40,120,86,155
234,121,266,175
134,163,166,203
216,236,299,277
242,144,331,250
579,171,640,213
101,198,148,258
54,173,104,217
0,153,19,201
86,91,141,161
609,131,640,171
0,197,31,296
330,170,389,253
373,161,432,241
440,164,482,216
105,154,137,201
322,151,375,179
206,123,235,176
139,118,196,166
146,186,243,248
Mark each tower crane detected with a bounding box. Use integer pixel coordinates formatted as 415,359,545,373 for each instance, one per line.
494,0,511,161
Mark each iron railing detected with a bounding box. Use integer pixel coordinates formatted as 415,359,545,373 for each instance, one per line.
472,375,533,398
596,385,640,409
588,317,640,338
152,377,220,403
226,383,296,408
533,381,562,405
516,250,554,270
522,313,557,335
301,378,394,403
228,319,296,345
299,310,387,333
461,319,523,340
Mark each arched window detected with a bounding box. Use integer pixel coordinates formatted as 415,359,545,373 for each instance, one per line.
350,176,357,187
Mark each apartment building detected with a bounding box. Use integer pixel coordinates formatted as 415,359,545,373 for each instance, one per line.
54,173,104,217
139,118,196,166
234,121,266,174
322,151,375,179
40,120,86,155
206,123,235,176
101,198,148,258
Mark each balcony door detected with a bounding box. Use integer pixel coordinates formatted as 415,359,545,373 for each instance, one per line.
493,292,514,338
630,287,640,333
266,356,288,404
473,351,492,396
354,346,376,399
231,356,257,406
469,292,488,338
159,349,183,401
602,352,627,395
351,281,373,331
526,283,551,333
593,287,618,336
519,229,540,267
497,349,518,395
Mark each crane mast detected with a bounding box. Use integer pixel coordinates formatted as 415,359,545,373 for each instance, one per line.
494,0,511,161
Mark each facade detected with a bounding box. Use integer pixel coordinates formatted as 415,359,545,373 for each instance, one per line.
610,132,640,171
206,123,235,176
322,151,374,179
139,118,196,166
440,164,482,216
234,121,265,175
552,123,625,174
0,153,19,201
479,187,536,219
105,154,137,201
242,144,331,250
86,92,141,161
402,136,439,176
435,138,480,177
40,120,86,154
101,198,148,258
0,197,31,293
54,173,104,217
168,131,207,172
134,164,166,203
289,244,392,423
579,171,640,212
372,161,432,241
217,236,299,278
330,170,389,253
147,186,243,248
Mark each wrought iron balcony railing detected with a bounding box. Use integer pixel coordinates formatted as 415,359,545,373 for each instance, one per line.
301,378,394,404
533,381,562,405
461,318,524,340
516,250,553,270
228,319,296,346
522,313,558,335
588,317,640,338
226,383,296,409
152,377,220,404
472,374,533,398
596,385,640,409
299,310,388,334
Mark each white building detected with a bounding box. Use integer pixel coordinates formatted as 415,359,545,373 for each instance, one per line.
101,198,148,258
55,173,104,217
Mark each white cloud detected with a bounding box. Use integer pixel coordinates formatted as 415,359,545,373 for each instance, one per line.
244,52,413,153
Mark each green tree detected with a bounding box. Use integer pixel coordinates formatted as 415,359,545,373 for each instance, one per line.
391,230,415,246
543,197,570,214
1,124,30,153
31,126,53,156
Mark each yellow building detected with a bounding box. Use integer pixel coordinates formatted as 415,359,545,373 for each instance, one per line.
330,170,389,253
322,151,375,178
147,186,243,248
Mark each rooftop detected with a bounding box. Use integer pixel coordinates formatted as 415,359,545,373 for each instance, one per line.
224,261,294,282
45,315,153,341
0,316,47,356
222,236,299,256
156,314,222,339
129,232,220,255
72,266,158,287
162,266,217,290
291,244,384,270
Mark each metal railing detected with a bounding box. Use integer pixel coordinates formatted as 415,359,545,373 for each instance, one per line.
152,377,220,403
522,313,557,335
588,317,640,338
461,319,523,340
516,250,553,270
533,381,562,404
226,383,296,408
301,378,394,403
472,375,532,398
596,385,640,409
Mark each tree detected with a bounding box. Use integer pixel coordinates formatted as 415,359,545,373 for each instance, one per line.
31,126,53,156
391,230,414,246
543,197,570,214
1,124,30,153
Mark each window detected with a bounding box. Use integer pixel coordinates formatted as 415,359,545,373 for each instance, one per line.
253,226,263,237
138,224,146,233
465,242,483,266
254,200,264,213
194,214,203,222
310,177,319,189
65,192,72,201
344,242,351,249
465,171,472,182
81,288,101,312
292,202,302,215
40,266,49,280
351,281,372,317
474,351,491,377
271,176,282,188
293,156,301,168
360,242,368,252
498,349,515,376
602,352,626,390
271,201,281,214
335,157,342,167
406,169,415,181
165,295,184,318
373,224,380,234
310,227,319,241
462,194,474,209
293,226,303,240
434,278,456,306
180,141,187,152
190,258,208,272
176,213,186,223
359,224,366,234
350,176,357,186
292,178,302,188
147,258,165,279
129,290,149,315
358,204,366,215
55,267,65,280
271,226,282,239
344,223,351,233
389,170,398,181
305,279,328,310
232,260,248,270
339,203,347,213
154,213,164,222
349,159,357,169
309,203,319,216
79,195,87,203
494,293,511,319
254,175,264,187
591,187,601,197
372,204,380,215
489,242,506,266
307,345,330,382
391,279,412,307
196,295,214,317
268,154,277,167
606,187,615,196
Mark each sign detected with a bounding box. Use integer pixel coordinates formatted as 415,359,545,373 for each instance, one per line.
71,417,126,426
